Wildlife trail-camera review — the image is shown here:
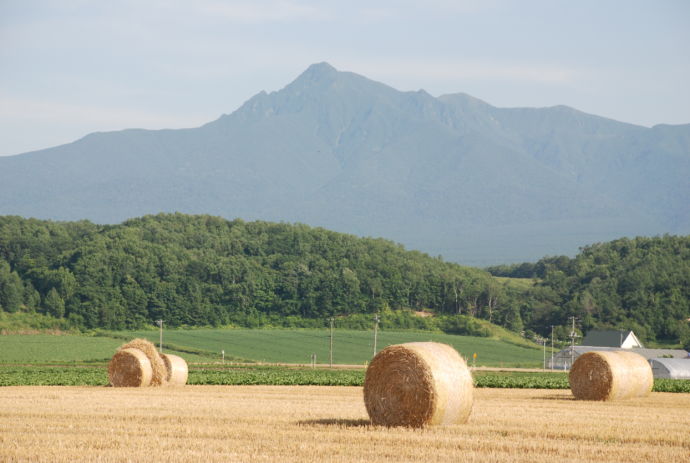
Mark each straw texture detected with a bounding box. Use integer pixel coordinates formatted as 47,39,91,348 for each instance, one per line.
118,338,167,386
108,348,153,387
160,353,189,386
363,342,473,427
569,350,653,401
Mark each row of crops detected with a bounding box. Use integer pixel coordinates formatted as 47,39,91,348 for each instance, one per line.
2,365,689,392
110,329,544,366
0,330,544,366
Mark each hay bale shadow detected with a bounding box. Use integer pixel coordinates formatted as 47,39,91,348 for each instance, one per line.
297,418,371,428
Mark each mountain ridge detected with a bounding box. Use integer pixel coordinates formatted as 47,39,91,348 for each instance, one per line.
1,63,688,265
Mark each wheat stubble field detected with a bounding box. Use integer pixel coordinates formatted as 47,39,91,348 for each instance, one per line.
0,386,688,463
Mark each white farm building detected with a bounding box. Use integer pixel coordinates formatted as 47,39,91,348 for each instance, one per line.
548,330,688,373
648,358,690,379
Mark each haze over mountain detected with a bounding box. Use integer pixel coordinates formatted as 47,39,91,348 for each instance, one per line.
1,63,688,265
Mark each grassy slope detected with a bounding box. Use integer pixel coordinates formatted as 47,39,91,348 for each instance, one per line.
462,318,540,349
494,276,537,290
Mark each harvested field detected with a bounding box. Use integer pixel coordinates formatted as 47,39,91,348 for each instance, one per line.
0,386,688,463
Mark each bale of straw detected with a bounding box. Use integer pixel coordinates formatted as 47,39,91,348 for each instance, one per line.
118,338,167,386
363,342,473,427
569,350,653,401
160,353,188,386
108,348,153,387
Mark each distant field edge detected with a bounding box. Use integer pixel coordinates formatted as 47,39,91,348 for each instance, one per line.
0,365,688,392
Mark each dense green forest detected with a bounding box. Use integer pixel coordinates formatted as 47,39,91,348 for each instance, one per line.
0,214,510,332
1,215,688,347
488,236,690,346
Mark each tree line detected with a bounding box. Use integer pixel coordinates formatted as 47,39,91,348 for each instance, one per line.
1,214,688,347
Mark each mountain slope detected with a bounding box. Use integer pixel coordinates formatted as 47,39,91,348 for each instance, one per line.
1,62,688,265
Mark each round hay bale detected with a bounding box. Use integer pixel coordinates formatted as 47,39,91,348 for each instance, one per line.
160,353,188,386
108,348,153,387
569,350,653,401
118,338,167,386
363,342,473,427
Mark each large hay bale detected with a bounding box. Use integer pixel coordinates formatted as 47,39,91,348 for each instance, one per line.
569,350,653,401
363,342,473,427
160,353,188,386
118,338,167,386
108,348,153,387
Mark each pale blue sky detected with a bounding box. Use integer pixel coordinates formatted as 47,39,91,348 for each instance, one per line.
1,0,688,156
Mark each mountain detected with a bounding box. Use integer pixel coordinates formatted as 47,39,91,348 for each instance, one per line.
1,62,688,265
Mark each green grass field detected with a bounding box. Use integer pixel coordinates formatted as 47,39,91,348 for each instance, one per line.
0,335,122,364
0,329,545,367
0,334,213,364
111,328,544,367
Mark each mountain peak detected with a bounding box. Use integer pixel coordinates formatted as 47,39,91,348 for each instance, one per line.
307,61,337,72
297,62,339,83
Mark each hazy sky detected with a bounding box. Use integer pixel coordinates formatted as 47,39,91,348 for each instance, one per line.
1,0,689,156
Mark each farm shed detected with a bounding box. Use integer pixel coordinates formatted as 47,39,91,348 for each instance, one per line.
548,346,688,370
580,329,644,348
648,358,690,379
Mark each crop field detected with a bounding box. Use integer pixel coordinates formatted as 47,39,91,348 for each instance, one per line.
112,328,544,366
2,364,689,392
1,386,688,463
0,364,365,387
0,334,216,364
0,330,544,367
0,334,123,363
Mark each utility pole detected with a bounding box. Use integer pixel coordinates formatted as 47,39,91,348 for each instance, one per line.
156,319,163,353
550,325,554,370
329,317,334,368
568,316,579,369
373,314,380,356
538,336,546,370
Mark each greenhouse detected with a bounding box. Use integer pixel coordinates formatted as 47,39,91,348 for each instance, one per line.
648,358,690,379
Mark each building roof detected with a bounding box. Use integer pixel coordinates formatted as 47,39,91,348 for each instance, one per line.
580,329,643,348
559,346,688,359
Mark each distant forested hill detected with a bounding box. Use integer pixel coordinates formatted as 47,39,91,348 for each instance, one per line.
488,236,690,345
0,214,507,331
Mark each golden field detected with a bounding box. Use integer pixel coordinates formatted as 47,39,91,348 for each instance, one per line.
0,386,688,463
